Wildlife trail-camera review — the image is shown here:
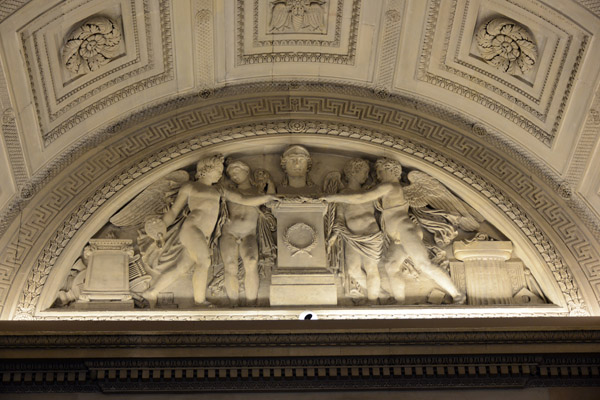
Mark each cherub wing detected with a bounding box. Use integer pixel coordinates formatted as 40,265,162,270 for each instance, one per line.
269,1,289,30
304,2,325,30
405,171,483,231
109,170,189,228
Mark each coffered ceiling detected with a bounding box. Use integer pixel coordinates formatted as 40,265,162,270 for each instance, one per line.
0,0,599,213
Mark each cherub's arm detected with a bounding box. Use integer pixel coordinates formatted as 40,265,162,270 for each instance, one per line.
322,183,393,204
162,184,189,226
223,188,278,206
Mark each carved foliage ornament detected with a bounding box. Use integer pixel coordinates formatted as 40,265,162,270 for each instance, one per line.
62,16,122,75
475,18,537,75
269,0,327,33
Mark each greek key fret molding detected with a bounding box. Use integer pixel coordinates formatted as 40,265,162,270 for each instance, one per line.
4,83,594,239
11,119,589,319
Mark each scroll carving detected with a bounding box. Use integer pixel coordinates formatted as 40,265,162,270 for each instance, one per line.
475,18,537,75
62,16,122,75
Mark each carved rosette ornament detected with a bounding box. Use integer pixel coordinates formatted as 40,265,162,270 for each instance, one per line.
62,16,122,75
475,18,537,75
288,120,307,132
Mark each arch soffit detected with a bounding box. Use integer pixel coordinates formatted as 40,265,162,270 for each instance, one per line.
2,85,599,319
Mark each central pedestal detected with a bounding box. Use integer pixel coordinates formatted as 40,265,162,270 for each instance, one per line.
270,200,337,306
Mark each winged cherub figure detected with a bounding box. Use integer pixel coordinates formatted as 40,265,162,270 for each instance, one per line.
140,155,278,307
322,158,468,304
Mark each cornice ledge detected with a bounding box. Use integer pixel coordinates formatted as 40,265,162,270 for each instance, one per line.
1,329,599,349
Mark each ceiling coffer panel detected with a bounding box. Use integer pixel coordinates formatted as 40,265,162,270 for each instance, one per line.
17,0,174,146
417,0,589,145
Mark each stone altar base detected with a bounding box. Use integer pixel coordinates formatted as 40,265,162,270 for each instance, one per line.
269,201,337,306
270,271,337,306
76,239,135,310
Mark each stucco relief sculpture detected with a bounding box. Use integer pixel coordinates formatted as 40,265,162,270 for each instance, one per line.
141,155,276,307
277,145,320,196
326,158,385,303
475,18,537,75
62,16,123,75
218,160,277,306
269,0,327,33
53,145,551,310
323,158,478,304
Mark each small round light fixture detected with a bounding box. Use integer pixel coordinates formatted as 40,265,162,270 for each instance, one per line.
299,310,318,320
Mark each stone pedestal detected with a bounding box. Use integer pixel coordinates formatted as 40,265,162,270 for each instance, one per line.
450,241,540,305
77,239,134,309
270,201,337,306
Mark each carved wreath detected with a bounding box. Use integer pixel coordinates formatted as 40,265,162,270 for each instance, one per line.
283,222,317,257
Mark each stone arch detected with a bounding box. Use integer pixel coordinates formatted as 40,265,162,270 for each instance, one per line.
1,84,598,319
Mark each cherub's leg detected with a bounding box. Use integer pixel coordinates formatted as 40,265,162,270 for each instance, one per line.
143,252,194,307
180,224,212,305
240,234,259,304
345,246,367,297
383,243,408,303
401,226,465,304
362,255,381,302
220,232,240,304
191,256,211,305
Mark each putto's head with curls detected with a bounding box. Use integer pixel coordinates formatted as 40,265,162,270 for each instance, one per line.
375,158,402,182
195,154,225,183
343,158,370,184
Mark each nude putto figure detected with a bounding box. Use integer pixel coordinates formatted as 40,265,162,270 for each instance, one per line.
219,160,267,306
142,155,277,307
